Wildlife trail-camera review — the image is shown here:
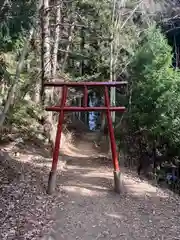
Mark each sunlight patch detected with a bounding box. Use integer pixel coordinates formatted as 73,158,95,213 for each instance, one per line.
62,186,99,196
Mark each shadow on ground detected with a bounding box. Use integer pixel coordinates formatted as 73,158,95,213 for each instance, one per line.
44,148,180,240
0,139,64,240
1,135,180,240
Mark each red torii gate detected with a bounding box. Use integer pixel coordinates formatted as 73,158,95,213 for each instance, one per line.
44,81,127,194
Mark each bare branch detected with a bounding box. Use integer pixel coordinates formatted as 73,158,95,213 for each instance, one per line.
61,22,75,72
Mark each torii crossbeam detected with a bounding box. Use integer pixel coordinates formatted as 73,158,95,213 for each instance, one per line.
44,81,127,194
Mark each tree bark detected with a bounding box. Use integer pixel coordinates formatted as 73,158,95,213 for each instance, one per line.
51,0,61,77
110,0,117,124
61,21,75,73
40,0,51,104
0,28,34,126
40,0,58,151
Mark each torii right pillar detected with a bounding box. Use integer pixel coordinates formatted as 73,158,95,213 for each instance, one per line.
104,86,122,193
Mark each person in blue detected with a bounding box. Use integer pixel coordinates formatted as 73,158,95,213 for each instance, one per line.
89,92,98,131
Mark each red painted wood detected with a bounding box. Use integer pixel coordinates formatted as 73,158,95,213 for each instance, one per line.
45,81,127,193
104,86,120,171
45,106,126,112
83,86,88,107
51,86,68,172
44,81,127,87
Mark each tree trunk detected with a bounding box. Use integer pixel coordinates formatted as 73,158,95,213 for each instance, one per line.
40,0,63,153
80,27,85,76
78,97,81,120
51,0,61,107
61,21,75,72
80,27,86,122
40,0,55,149
0,28,34,126
110,0,117,124
51,0,61,77
40,0,51,104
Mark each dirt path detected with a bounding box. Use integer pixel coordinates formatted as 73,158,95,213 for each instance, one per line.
43,136,180,240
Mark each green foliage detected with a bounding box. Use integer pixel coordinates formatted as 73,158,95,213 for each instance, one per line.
6,100,43,131
0,0,36,52
1,1,178,145
63,0,112,79
128,24,180,153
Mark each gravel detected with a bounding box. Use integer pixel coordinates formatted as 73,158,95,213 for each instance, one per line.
1,135,180,240
43,139,180,240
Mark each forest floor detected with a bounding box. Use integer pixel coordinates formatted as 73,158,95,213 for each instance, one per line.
0,131,180,240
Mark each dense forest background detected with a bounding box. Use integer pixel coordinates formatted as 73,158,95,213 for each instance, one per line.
1,0,180,192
